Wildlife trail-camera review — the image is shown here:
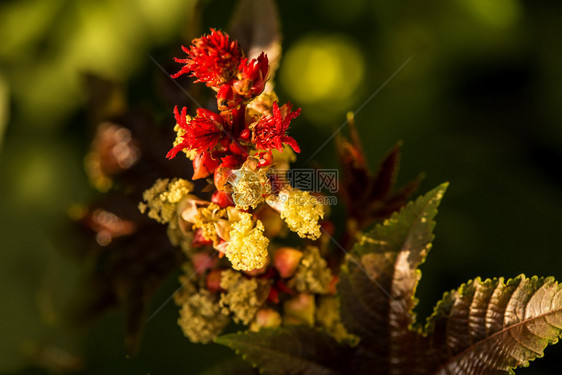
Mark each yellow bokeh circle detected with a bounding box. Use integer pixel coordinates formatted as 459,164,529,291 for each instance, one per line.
280,35,365,106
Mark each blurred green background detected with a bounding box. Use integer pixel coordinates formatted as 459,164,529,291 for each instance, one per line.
1,0,561,374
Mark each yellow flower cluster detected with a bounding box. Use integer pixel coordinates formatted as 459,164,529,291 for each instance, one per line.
226,209,270,271
134,29,349,346
219,270,271,325
177,289,229,344
289,246,332,294
279,190,324,240
138,178,193,225
315,296,360,345
161,178,193,203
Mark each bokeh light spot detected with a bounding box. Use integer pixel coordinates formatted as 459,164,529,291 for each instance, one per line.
280,35,364,112
466,0,520,29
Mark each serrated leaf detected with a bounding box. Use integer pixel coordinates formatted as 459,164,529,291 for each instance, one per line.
425,275,562,375
338,183,448,373
229,0,282,79
216,327,351,375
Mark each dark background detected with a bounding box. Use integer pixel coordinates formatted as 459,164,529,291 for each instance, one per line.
0,0,561,373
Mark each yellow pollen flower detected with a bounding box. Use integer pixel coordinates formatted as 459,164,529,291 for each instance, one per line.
226,209,269,271
289,246,332,294
177,289,229,343
160,178,194,203
192,203,226,245
138,178,193,225
279,189,324,240
219,270,271,324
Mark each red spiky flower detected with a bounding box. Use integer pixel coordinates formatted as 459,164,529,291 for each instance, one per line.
252,102,301,153
171,29,242,88
166,106,226,160
233,52,269,98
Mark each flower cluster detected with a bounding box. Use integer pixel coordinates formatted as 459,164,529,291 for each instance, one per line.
160,28,324,271
139,29,354,344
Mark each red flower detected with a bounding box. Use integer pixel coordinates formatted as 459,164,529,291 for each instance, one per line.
233,52,269,98
166,106,226,159
190,108,226,152
217,82,243,111
166,106,190,159
172,29,242,88
252,102,301,153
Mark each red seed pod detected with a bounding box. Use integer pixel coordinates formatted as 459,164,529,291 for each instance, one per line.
212,190,234,208
213,164,233,191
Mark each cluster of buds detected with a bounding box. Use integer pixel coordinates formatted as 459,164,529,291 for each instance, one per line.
140,29,354,344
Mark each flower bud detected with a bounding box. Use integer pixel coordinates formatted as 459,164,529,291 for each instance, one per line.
206,269,222,292
212,190,233,208
250,308,282,332
283,293,315,326
214,164,233,191
217,83,242,111
239,128,250,141
273,247,303,278
191,229,213,248
192,252,217,274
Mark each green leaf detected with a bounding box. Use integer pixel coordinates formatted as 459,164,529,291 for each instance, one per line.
338,183,448,372
425,275,562,375
216,327,351,375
